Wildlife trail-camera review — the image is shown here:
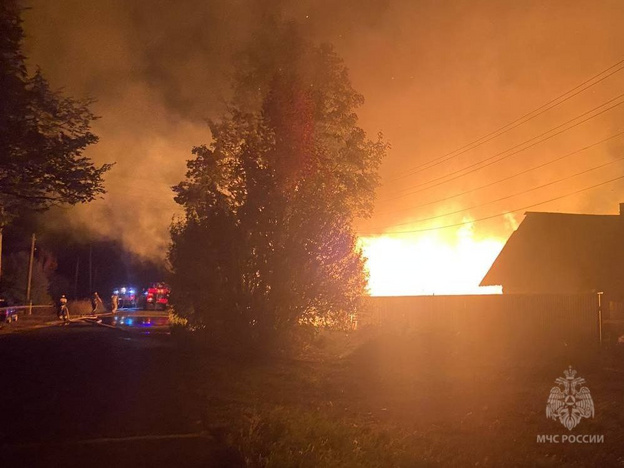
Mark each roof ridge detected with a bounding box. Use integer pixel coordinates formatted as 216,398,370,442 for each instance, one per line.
525,211,619,217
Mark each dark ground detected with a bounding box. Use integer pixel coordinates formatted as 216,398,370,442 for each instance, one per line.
2,322,624,467
0,323,241,468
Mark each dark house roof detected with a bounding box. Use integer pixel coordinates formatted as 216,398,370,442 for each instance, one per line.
480,210,624,294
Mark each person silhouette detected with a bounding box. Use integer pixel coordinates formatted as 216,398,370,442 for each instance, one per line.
111,292,119,313
91,292,103,315
58,295,69,322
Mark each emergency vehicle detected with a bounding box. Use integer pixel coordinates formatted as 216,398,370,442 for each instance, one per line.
141,282,171,310
112,286,138,308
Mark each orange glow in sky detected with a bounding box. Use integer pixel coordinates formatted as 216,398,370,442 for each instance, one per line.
358,224,504,296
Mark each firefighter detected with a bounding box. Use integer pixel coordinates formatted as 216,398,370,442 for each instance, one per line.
91,292,103,315
58,295,69,322
111,292,119,314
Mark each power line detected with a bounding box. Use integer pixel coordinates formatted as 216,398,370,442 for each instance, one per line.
379,93,624,199
381,156,624,227
391,93,624,193
390,58,624,181
374,130,624,211
360,173,624,235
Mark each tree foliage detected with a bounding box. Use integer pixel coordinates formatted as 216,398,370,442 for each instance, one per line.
169,24,386,345
0,1,111,223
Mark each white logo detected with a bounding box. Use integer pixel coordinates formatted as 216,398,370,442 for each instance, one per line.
546,366,594,431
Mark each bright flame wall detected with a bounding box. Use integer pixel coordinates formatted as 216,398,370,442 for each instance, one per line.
358,225,504,296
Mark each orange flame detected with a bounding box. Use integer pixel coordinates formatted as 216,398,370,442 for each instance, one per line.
358,223,504,296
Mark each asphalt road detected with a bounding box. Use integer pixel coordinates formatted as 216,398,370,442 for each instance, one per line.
0,322,242,467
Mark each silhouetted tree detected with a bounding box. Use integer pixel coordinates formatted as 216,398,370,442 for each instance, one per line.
169,24,386,347
0,1,111,278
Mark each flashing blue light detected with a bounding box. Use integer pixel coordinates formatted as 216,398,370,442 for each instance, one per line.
129,289,135,294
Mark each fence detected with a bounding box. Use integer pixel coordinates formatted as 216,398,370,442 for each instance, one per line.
0,302,92,320
0,304,55,316
361,293,600,353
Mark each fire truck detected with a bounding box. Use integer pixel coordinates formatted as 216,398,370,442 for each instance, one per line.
112,286,138,308
141,282,171,310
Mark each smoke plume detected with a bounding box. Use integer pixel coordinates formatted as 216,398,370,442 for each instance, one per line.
21,0,624,260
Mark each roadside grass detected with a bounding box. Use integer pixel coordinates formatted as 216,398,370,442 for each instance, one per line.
177,329,624,467
234,406,420,467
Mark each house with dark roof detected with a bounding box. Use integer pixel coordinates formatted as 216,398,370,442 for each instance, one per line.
480,204,624,299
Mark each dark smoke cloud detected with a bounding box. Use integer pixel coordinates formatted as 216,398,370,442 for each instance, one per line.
20,0,624,258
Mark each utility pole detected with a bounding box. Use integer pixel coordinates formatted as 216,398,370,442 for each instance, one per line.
26,233,36,314
74,255,80,300
0,206,5,284
598,291,604,347
0,226,3,285
89,243,93,294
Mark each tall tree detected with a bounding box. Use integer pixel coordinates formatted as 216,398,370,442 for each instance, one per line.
169,24,386,346
0,1,111,279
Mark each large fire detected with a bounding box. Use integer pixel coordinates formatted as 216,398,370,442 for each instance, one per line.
358,224,505,296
